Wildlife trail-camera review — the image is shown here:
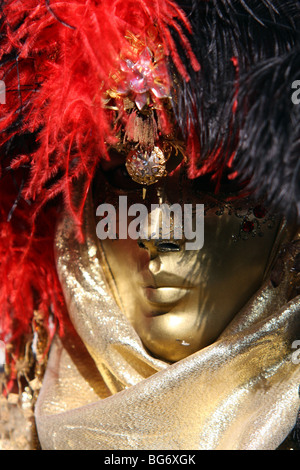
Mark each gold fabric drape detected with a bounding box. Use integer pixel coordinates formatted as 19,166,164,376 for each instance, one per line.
35,200,300,450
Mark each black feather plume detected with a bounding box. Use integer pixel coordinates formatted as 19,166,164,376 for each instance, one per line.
173,0,300,222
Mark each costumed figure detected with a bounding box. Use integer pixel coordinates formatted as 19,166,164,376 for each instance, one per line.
0,0,299,450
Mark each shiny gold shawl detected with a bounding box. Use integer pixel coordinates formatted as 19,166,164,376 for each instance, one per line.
35,201,300,450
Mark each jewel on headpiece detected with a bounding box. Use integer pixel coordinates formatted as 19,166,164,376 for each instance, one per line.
125,146,168,185
108,28,170,111
117,46,170,111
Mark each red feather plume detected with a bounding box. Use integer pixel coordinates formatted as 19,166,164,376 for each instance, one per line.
0,0,199,379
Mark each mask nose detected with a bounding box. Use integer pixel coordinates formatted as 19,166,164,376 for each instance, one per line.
137,185,185,257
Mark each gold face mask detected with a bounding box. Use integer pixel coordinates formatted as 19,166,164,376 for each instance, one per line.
93,30,286,363
94,167,285,362
42,173,299,451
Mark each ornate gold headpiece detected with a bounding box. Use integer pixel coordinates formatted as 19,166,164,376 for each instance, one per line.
105,31,185,187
